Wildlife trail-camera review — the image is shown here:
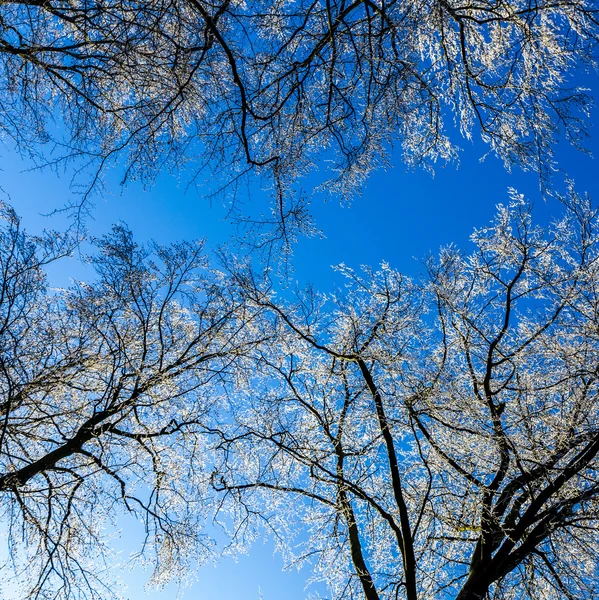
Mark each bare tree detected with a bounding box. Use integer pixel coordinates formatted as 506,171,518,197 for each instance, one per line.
5,191,599,599
0,203,265,599
210,190,599,600
1,0,597,213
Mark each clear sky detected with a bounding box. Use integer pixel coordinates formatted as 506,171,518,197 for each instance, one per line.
2,73,599,600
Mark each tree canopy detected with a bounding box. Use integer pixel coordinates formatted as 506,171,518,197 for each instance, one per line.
3,191,599,599
1,0,597,210
2,0,599,597
0,204,264,598
219,190,599,600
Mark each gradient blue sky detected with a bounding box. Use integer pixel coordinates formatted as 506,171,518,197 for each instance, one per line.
2,72,599,600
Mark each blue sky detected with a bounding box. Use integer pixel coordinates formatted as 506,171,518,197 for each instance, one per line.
7,128,599,290
2,74,599,600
